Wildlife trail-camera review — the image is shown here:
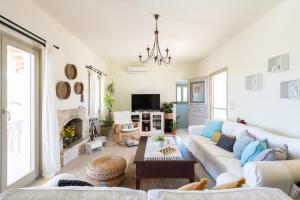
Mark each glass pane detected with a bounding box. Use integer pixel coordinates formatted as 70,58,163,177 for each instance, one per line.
212,72,227,108
182,86,187,102
213,109,227,120
6,45,34,186
176,86,182,102
94,77,100,114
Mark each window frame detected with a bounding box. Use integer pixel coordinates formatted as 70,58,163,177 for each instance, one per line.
209,67,228,120
176,84,188,104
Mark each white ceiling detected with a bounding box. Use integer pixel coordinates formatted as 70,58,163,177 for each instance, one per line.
32,0,283,64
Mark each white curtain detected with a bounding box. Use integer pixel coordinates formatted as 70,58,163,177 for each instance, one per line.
42,46,61,178
88,71,102,119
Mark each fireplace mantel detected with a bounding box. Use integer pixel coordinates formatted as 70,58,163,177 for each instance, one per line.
57,107,86,134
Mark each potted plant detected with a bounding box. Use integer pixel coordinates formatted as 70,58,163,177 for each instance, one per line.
62,125,76,148
161,101,175,120
101,81,115,138
171,116,180,135
153,135,166,148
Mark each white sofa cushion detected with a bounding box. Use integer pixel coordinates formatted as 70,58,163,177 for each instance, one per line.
42,173,75,187
222,121,264,138
243,161,295,194
216,172,241,186
192,134,216,145
113,111,132,124
252,130,300,159
215,157,243,177
188,125,205,136
147,187,292,200
222,121,300,159
201,143,235,158
0,187,147,200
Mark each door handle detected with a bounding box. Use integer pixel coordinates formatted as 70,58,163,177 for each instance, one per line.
2,108,11,121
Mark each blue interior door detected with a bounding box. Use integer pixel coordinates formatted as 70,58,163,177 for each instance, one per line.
176,82,188,129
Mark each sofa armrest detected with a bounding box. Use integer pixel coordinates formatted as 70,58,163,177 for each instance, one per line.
243,160,300,194
188,125,205,136
42,173,75,187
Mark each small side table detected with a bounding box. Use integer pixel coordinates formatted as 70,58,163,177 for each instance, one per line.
86,137,106,154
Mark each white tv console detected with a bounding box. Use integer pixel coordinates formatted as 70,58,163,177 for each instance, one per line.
131,111,164,135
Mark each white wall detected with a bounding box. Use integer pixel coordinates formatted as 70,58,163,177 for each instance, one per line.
197,0,300,138
0,0,109,113
110,62,197,111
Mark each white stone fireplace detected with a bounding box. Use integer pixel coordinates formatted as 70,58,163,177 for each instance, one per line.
58,107,88,166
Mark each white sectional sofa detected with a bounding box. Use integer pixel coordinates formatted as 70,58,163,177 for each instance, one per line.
0,187,292,200
187,121,300,195
0,174,292,200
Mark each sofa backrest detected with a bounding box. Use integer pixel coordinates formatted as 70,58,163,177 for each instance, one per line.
222,121,300,159
0,187,147,200
147,187,291,200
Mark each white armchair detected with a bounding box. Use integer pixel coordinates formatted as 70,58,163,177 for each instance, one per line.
112,111,140,144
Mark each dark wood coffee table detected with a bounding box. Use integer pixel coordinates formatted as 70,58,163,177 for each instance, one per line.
133,136,196,189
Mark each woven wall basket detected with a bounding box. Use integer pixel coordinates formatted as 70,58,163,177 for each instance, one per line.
65,64,77,80
74,82,84,94
56,81,71,99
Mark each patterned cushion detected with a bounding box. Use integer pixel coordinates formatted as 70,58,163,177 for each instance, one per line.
211,131,222,143
216,134,236,152
58,180,93,187
255,144,288,161
233,130,255,159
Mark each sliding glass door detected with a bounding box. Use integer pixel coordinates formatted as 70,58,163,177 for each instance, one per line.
1,34,40,191
210,68,228,120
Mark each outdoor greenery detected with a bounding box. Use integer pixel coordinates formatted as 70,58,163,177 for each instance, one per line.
161,101,176,113
102,81,115,127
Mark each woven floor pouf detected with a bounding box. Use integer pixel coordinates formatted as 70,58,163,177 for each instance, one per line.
86,155,127,186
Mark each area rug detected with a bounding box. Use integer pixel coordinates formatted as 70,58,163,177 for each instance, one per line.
120,157,215,191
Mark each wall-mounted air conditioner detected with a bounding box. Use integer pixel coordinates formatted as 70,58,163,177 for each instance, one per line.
128,66,148,74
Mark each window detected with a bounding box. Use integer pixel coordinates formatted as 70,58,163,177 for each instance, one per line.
210,68,228,120
176,84,188,103
88,72,102,119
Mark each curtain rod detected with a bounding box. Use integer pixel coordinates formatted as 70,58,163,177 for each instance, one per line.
86,65,107,76
0,15,59,49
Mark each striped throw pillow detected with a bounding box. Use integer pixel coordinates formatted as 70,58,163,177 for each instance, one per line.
216,134,236,152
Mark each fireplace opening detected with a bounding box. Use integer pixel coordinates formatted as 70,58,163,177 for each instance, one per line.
62,118,83,149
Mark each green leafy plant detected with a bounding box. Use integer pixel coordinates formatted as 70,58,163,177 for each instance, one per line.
154,135,165,142
101,82,115,127
62,125,76,148
171,116,180,129
161,101,176,113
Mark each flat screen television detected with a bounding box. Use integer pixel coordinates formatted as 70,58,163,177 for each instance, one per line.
131,94,160,111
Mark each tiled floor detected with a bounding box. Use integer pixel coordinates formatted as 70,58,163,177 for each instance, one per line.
30,130,215,188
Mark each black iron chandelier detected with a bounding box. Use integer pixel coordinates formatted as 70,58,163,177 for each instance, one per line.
139,14,171,65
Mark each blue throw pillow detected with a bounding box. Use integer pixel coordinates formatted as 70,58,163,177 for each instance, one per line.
254,149,274,161
233,131,255,159
240,139,268,166
202,120,223,138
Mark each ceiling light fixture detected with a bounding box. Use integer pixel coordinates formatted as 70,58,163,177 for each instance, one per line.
138,14,171,65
